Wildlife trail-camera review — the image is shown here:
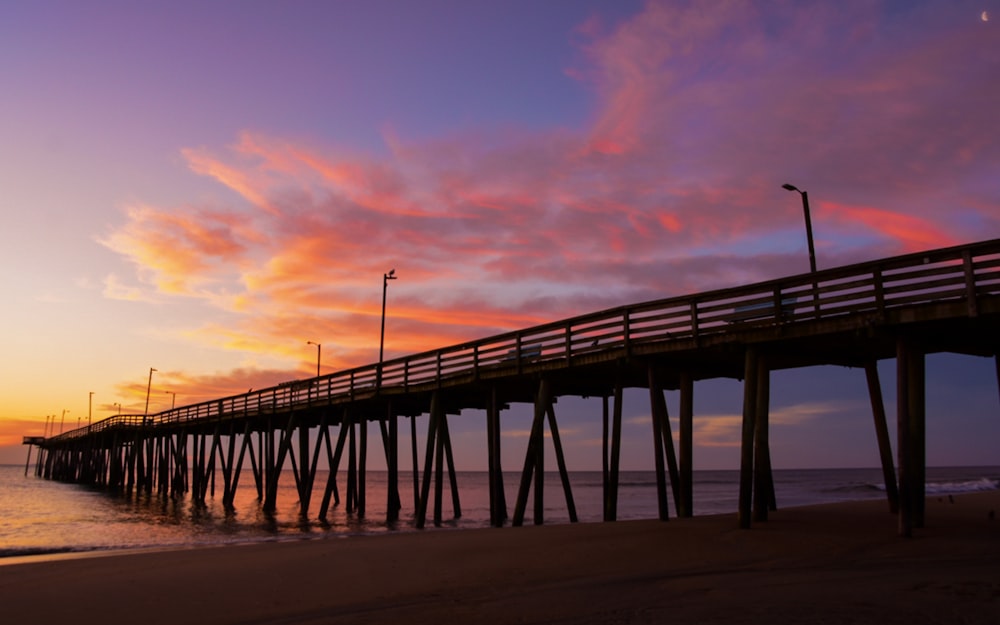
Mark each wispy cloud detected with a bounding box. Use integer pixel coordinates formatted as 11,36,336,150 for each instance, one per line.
102,273,154,303
694,401,852,447
99,1,1000,382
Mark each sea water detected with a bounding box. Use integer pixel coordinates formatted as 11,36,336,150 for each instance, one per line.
1,464,997,560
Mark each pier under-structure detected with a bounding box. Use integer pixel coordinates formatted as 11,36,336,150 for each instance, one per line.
25,239,1000,536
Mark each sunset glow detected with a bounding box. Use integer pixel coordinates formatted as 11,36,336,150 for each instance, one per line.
2,1,997,468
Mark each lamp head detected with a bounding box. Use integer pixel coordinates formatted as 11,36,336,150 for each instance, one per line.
781,183,799,192
386,268,397,280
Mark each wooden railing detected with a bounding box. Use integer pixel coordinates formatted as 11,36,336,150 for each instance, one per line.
45,238,1000,443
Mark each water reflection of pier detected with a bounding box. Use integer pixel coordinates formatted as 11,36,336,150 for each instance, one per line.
25,239,1000,536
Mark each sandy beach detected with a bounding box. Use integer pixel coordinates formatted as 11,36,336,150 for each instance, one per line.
2,492,998,625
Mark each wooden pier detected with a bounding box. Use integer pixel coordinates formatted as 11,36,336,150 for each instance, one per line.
24,239,1000,535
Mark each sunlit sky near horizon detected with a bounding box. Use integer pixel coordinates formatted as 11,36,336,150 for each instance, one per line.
2,1,998,471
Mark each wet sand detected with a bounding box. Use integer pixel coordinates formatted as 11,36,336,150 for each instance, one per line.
2,492,998,624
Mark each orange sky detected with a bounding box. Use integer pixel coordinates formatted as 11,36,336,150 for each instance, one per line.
2,1,998,468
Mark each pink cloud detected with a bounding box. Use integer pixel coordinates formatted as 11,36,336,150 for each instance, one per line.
101,1,999,385
829,203,957,253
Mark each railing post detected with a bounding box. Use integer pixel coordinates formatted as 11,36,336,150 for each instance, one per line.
873,269,885,320
963,249,978,317
811,274,820,317
690,301,699,342
623,309,631,356
772,288,783,324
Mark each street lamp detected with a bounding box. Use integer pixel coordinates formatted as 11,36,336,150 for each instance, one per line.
89,392,93,426
782,183,817,273
113,402,121,415
60,409,69,434
379,268,397,386
144,368,157,416
165,390,176,409
306,341,322,377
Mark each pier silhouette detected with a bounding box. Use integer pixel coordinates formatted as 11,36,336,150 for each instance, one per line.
25,238,1000,536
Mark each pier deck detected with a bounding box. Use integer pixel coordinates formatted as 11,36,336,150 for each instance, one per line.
25,238,1000,535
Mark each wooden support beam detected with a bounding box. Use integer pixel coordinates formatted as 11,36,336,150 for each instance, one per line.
227,422,253,509
246,430,262,501
358,415,368,518
23,444,33,477
264,415,298,513
601,394,609,513
865,361,899,513
411,415,420,511
605,381,624,522
486,386,505,527
302,416,328,518
298,420,314,516
658,375,682,515
346,419,357,513
207,425,221,500
896,338,927,537
546,403,577,523
381,404,402,522
752,355,772,522
909,345,926,529
416,394,442,529
411,393,458,528
439,410,462,520
193,433,207,504
648,366,670,521
678,371,694,518
264,426,274,505
512,379,550,526
533,398,544,525
738,346,759,529
897,340,912,537
286,437,302,505
319,412,351,522
434,411,446,526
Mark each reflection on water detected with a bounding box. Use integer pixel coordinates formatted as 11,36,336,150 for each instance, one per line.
2,465,997,558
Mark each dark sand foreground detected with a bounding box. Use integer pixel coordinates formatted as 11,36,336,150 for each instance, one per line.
2,493,998,624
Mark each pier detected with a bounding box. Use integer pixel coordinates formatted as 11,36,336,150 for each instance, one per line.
24,238,1000,536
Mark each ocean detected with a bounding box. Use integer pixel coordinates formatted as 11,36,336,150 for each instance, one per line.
1,464,997,561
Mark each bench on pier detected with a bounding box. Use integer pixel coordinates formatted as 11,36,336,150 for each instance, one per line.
501,344,543,362
728,297,798,323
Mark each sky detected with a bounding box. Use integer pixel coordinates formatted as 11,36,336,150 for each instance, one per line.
1,1,998,473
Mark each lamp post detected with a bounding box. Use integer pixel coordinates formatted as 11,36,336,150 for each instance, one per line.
782,183,817,273
379,268,397,386
144,368,157,416
307,341,322,377
165,390,176,409
113,402,121,415
60,409,69,434
88,392,93,426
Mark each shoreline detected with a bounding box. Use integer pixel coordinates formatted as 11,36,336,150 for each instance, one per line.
3,491,998,624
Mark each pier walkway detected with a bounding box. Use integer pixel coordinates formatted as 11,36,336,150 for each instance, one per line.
24,239,1000,535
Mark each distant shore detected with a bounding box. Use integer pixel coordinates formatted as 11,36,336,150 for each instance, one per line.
3,491,998,625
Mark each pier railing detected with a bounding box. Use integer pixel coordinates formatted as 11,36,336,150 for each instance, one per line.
45,238,1000,442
